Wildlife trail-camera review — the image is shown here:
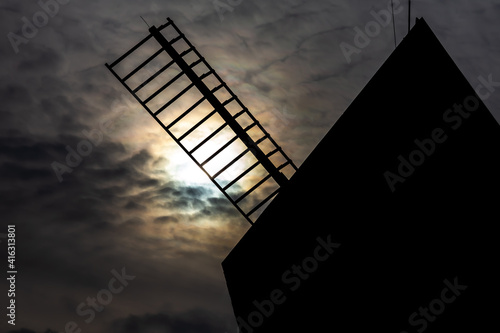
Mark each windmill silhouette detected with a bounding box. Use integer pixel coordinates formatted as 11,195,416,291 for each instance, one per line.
106,18,297,225
106,17,499,333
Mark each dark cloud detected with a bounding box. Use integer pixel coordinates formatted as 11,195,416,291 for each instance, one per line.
8,310,236,333
0,84,33,107
122,216,146,227
110,310,235,333
0,161,52,180
124,200,147,210
154,215,179,224
206,196,241,217
16,45,63,73
7,329,56,333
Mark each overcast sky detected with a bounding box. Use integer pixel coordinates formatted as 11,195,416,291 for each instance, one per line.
1,1,499,332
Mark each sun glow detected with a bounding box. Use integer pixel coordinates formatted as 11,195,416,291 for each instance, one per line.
166,126,256,189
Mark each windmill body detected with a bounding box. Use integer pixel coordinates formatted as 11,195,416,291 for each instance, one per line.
222,18,499,332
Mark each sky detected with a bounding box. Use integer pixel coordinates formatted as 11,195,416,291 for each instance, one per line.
1,0,499,332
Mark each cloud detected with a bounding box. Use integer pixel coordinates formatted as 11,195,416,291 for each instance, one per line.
8,329,58,333
110,309,235,333
154,215,179,224
8,329,56,333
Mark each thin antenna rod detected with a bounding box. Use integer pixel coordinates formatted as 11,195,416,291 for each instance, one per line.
391,0,397,48
408,0,411,34
140,16,150,28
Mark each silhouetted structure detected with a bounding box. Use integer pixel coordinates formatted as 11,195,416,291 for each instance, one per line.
106,18,297,224
222,18,499,332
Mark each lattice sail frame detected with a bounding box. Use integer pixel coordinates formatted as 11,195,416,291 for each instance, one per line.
105,18,297,224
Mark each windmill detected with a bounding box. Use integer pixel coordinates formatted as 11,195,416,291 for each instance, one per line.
106,16,499,333
105,18,297,225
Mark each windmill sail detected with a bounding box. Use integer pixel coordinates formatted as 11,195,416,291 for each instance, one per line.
105,18,297,224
